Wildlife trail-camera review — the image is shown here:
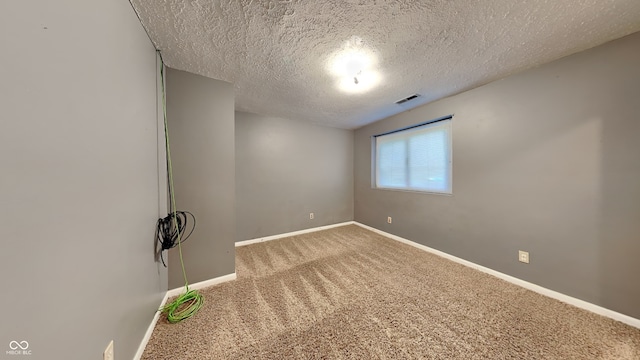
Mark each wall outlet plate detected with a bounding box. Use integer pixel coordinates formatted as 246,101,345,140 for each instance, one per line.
518,251,530,264
104,340,114,360
309,212,314,220
387,216,392,224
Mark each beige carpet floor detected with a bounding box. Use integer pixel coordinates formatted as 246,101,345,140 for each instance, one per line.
142,225,640,359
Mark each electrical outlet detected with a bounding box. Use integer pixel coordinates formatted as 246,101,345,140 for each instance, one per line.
104,340,114,360
518,251,529,264
387,216,392,224
309,212,314,220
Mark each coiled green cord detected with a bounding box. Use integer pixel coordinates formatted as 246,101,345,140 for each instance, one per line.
161,288,203,323
158,52,203,323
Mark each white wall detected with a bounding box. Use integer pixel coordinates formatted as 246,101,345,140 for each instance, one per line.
0,1,165,358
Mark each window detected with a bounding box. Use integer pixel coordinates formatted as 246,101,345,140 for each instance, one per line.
374,116,452,194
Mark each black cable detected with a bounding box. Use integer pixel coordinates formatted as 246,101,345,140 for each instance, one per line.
157,50,175,214
156,211,196,267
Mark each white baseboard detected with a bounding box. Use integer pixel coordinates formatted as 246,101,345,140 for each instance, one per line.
166,272,237,297
134,272,237,359
354,222,640,330
235,221,356,247
133,291,169,360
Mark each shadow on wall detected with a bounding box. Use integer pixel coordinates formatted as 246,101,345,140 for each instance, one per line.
597,49,640,318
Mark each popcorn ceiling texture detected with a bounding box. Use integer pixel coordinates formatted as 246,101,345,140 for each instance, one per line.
130,0,640,129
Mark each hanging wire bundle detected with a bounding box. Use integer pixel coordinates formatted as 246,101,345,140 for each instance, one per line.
156,51,203,323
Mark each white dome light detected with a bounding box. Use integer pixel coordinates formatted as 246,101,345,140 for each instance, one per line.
326,38,381,94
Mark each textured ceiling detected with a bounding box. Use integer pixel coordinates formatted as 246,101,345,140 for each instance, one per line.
130,0,640,129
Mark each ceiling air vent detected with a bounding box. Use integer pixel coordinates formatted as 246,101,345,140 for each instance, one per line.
395,94,421,105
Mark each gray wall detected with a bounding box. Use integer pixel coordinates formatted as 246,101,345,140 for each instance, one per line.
166,69,235,289
0,1,165,359
236,112,354,241
354,32,640,319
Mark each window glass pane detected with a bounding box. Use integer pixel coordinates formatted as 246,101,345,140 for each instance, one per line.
377,139,406,188
374,117,451,194
409,130,447,191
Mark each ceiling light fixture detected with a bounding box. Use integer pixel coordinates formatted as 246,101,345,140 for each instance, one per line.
326,37,381,94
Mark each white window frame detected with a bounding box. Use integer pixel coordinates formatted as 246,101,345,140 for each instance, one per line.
372,116,452,194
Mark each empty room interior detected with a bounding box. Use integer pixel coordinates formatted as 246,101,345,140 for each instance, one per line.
2,1,640,359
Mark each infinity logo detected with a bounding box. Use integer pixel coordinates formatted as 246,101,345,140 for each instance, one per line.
9,341,29,350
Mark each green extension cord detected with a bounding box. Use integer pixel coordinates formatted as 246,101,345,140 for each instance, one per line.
158,52,204,323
